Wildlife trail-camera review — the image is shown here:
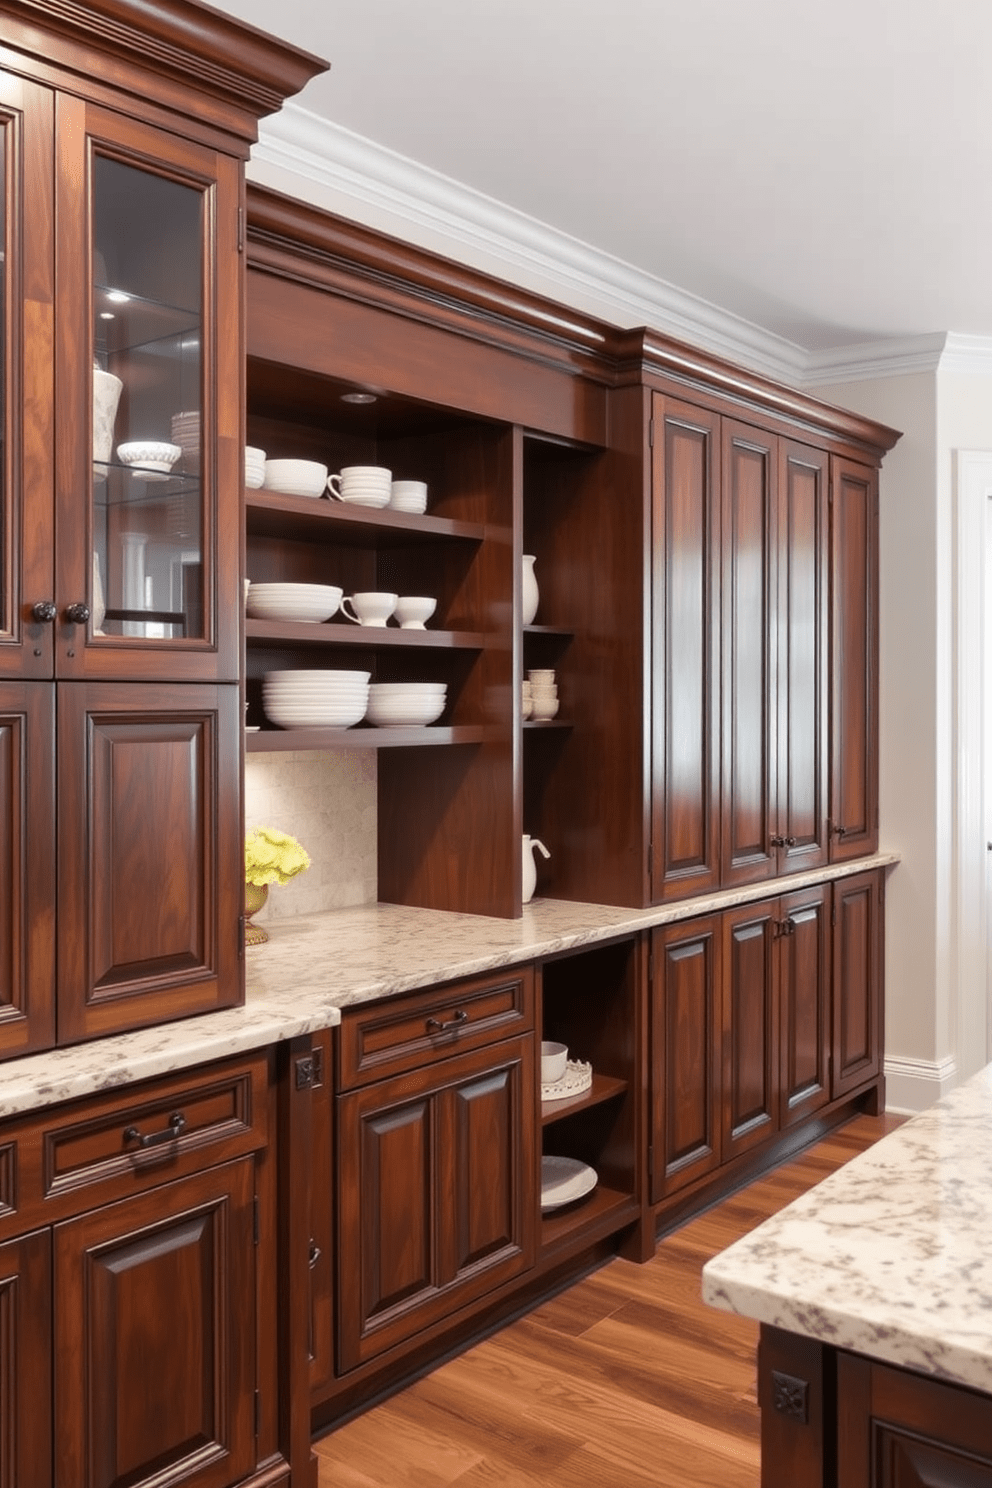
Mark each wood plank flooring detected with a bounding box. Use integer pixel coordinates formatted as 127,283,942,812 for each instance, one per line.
315,1112,904,1487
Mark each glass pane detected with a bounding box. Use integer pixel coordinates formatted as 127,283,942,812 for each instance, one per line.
91,154,204,642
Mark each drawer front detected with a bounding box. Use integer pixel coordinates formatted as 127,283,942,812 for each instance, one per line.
1,1051,270,1238
338,967,534,1091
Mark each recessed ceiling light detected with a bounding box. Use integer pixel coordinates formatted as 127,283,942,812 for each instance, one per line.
99,311,115,320
341,391,377,405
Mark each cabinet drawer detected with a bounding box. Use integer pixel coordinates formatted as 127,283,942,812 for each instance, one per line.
1,1051,270,1237
338,967,534,1091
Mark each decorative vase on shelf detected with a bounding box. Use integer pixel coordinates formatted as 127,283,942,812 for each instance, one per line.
522,554,539,626
522,834,551,904
93,366,123,466
244,881,269,945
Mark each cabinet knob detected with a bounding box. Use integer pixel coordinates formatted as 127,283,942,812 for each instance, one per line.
785,835,797,848
770,833,785,848
31,600,57,623
65,602,91,625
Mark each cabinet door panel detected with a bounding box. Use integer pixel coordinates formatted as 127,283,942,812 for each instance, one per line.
0,682,55,1058
54,1158,256,1488
722,420,777,886
778,886,830,1127
650,918,722,1201
722,901,777,1157
444,1064,523,1282
56,682,241,1043
0,73,55,680
830,458,878,859
777,441,829,875
0,1228,51,1488
651,395,721,901
832,869,882,1097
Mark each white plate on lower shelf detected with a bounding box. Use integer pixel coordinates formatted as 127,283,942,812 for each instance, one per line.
540,1155,598,1213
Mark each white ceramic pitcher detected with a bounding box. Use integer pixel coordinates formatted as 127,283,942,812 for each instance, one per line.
522,834,551,903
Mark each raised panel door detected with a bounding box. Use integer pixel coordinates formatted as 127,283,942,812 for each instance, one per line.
0,682,55,1058
650,917,722,1201
336,1035,534,1371
0,1228,52,1488
776,440,829,876
721,419,778,886
53,97,241,683
722,899,778,1158
832,868,883,1097
830,458,879,859
53,1158,256,1488
778,885,831,1128
56,681,241,1043
651,394,722,902
0,72,55,680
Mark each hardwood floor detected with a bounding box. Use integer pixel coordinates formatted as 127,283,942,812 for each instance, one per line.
315,1112,903,1487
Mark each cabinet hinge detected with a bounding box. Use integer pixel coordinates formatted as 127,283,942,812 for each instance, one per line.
253,1195,260,1246
238,205,245,254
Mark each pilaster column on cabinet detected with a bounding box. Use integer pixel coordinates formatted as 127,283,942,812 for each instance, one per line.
830,458,879,861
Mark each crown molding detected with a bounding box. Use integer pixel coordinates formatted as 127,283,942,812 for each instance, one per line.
250,104,808,385
251,106,992,393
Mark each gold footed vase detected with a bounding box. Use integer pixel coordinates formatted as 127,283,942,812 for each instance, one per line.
244,881,269,945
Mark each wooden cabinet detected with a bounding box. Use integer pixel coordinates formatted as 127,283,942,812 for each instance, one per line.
830,458,879,860
0,2,322,1056
778,885,831,1128
54,1159,257,1488
0,1228,52,1488
721,898,779,1158
336,1033,535,1371
832,867,884,1097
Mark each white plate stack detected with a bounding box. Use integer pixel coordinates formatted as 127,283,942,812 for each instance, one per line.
262,669,370,729
366,681,447,727
245,446,266,489
170,411,200,473
246,583,343,623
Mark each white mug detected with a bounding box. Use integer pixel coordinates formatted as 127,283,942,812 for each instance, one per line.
393,596,436,630
326,465,392,504
341,591,397,627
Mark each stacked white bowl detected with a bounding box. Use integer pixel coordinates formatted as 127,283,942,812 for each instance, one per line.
262,669,370,729
246,583,342,623
389,479,428,514
529,668,559,720
171,411,200,471
245,446,266,489
366,681,447,728
263,459,328,499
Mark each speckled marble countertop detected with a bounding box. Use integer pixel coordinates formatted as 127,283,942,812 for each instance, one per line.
702,1063,992,1395
0,851,897,1121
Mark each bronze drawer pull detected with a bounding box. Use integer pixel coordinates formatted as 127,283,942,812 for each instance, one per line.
425,1009,468,1035
123,1112,187,1149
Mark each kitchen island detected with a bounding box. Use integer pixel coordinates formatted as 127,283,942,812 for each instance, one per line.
702,1063,992,1485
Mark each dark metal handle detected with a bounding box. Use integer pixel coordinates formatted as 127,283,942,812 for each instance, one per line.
785,835,797,848
775,918,795,938
65,602,91,624
308,1240,321,1269
832,823,848,838
425,1009,468,1035
123,1111,186,1149
770,833,785,848
32,600,57,623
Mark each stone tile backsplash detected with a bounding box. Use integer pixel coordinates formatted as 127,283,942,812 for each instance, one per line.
244,750,377,922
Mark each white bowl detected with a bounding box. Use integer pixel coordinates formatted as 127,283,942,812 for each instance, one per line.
264,700,367,729
245,446,266,489
247,584,343,623
265,669,371,686
531,697,560,720
365,697,446,727
369,681,447,695
263,459,328,499
117,440,181,474
541,1041,568,1083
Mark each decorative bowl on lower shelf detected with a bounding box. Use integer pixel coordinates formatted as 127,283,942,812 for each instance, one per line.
540,1155,598,1213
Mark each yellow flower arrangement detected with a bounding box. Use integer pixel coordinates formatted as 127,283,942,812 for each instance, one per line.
245,826,311,887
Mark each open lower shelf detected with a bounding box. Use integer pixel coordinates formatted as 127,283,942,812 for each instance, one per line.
246,724,486,751
245,618,485,650
524,624,574,640
541,1072,627,1126
245,489,488,547
540,1184,639,1254
524,719,572,731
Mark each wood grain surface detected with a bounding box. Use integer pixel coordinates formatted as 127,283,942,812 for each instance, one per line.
315,1111,902,1486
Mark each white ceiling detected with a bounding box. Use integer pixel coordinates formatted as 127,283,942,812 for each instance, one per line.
221,0,992,360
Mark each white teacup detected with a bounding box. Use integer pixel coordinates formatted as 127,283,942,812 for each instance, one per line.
389,480,428,514
326,465,391,507
393,596,436,630
341,591,397,627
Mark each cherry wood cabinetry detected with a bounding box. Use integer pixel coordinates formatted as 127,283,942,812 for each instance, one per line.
832,867,884,1097
0,1228,52,1488
831,458,880,860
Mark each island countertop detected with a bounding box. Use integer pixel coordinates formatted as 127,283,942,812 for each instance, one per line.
701,1062,992,1395
0,850,896,1120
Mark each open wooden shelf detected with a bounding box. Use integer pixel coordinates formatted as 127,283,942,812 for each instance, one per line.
245,724,486,752
245,489,488,547
524,719,572,731
541,1072,627,1126
539,1184,639,1256
245,619,485,650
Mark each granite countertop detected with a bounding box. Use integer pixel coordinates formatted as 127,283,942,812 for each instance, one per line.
0,850,897,1120
702,1062,992,1395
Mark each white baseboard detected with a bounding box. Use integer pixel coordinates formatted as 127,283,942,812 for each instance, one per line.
883,1054,958,1114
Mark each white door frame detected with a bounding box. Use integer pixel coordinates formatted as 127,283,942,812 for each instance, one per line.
953,451,992,1074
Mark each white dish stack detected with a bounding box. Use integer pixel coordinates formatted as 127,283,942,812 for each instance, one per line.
246,583,342,623
366,681,447,727
244,446,266,489
171,410,200,472
527,668,559,720
262,669,370,729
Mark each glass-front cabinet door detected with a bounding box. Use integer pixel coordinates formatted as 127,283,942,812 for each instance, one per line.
0,73,55,681
55,99,241,682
